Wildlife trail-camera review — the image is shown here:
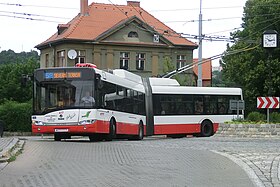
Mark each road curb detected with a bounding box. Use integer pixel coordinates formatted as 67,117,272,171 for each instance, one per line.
0,138,24,163
212,150,265,187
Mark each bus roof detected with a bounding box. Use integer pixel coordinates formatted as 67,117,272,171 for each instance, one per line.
95,68,145,93
149,77,180,86
152,86,243,96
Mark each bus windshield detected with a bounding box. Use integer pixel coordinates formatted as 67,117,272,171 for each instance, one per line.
33,80,95,114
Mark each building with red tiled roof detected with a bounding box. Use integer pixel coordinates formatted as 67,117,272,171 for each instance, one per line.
193,58,212,86
36,0,197,78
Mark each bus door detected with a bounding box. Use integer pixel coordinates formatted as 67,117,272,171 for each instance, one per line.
96,109,111,133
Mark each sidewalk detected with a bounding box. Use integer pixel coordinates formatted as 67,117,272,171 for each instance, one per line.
0,137,24,169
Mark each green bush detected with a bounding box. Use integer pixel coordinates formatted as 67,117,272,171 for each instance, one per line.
246,112,266,122
0,101,32,132
270,112,280,123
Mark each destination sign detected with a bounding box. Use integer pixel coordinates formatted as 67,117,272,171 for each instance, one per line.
45,72,81,79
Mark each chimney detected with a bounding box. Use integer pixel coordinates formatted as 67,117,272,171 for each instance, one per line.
80,0,89,16
127,1,140,7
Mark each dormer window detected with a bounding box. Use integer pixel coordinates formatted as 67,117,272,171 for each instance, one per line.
57,24,70,35
128,31,138,38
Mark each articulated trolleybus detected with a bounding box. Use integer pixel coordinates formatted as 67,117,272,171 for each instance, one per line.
32,65,243,141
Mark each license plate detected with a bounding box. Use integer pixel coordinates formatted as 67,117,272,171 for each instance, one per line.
55,129,69,132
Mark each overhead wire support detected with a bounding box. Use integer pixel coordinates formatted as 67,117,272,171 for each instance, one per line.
197,0,203,87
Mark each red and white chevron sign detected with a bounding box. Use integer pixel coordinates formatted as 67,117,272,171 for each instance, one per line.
257,97,279,109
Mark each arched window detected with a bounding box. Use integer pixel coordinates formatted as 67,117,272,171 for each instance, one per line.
128,31,138,38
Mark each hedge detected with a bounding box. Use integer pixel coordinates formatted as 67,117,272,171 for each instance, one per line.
246,111,266,122
0,101,32,132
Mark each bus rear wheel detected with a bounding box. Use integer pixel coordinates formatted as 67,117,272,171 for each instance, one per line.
130,122,144,140
200,120,213,137
137,123,144,140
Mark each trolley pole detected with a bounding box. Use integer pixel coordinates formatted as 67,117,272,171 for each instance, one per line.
197,0,203,87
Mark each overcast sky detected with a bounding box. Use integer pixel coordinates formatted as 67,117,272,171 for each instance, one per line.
0,0,247,66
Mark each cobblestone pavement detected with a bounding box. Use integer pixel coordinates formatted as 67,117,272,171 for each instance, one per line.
0,138,14,153
136,136,280,187
0,136,256,187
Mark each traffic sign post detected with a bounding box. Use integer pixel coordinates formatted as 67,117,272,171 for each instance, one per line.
257,97,280,123
230,100,245,119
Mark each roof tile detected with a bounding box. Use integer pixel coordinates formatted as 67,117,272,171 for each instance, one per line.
193,58,212,80
37,2,197,48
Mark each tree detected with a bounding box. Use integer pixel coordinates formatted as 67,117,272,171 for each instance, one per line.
162,57,194,86
0,50,39,64
222,0,280,112
212,70,224,87
0,58,39,103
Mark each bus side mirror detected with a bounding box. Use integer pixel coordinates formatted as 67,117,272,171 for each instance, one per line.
95,74,103,89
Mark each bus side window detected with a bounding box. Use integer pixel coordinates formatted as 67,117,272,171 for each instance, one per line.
218,103,226,114
185,103,193,114
177,104,185,114
195,101,203,114
161,103,167,115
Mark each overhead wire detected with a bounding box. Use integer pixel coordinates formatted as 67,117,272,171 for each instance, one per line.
0,1,275,40
162,44,260,78
149,3,280,12
107,0,129,18
0,10,71,20
235,17,280,43
0,1,275,47
0,14,61,23
149,5,243,12
0,3,77,10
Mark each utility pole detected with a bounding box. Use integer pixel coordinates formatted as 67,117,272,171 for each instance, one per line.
197,0,203,87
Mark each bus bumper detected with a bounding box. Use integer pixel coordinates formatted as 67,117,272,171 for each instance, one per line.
32,120,109,134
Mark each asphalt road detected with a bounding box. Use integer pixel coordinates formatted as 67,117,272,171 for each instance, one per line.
0,136,258,187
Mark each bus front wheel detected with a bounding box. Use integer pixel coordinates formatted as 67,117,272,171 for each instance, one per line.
54,133,71,141
106,119,116,141
54,133,62,141
200,120,213,137
89,134,104,142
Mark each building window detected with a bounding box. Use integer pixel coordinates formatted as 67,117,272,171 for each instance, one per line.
177,55,186,69
136,53,145,70
56,50,65,67
45,54,49,67
75,50,86,64
120,52,129,70
128,31,138,38
153,34,159,43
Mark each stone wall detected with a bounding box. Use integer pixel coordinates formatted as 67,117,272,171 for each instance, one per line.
216,123,280,138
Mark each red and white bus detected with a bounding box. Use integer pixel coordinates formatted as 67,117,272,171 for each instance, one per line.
32,65,243,141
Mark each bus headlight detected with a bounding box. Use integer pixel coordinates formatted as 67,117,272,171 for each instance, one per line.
34,121,44,126
78,119,96,125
